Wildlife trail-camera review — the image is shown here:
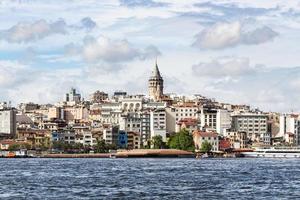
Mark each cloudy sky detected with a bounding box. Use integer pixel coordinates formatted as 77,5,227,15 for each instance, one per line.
1,0,300,112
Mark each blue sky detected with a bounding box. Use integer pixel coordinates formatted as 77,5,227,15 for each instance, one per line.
1,0,300,112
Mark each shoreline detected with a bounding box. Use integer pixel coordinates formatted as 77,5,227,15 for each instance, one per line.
0,149,197,158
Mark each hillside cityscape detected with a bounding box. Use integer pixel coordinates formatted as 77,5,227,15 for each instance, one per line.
0,61,297,156
2,1,300,199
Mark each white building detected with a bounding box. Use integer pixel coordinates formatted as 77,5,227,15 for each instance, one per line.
65,88,81,105
150,108,167,142
82,132,97,146
174,104,199,122
279,114,300,145
0,108,16,137
99,102,122,124
120,95,144,113
119,113,141,133
216,109,231,135
231,113,269,144
102,124,119,145
199,107,217,132
199,107,231,135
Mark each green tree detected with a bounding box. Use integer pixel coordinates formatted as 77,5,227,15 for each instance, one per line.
94,140,108,153
52,141,65,151
152,135,164,149
168,129,194,151
73,143,84,153
8,143,31,151
144,141,151,149
8,143,20,151
200,140,212,153
107,143,117,151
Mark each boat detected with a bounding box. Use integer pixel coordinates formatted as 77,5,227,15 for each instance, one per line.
241,147,300,158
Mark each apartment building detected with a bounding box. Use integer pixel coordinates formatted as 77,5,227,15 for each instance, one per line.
0,107,16,137
150,108,167,142
231,113,269,144
279,114,300,145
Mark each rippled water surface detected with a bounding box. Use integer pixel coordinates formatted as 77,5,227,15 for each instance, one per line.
0,158,300,199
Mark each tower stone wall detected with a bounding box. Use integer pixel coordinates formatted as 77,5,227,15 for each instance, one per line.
148,61,164,101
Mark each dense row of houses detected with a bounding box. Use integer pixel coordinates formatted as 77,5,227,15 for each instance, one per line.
0,63,299,152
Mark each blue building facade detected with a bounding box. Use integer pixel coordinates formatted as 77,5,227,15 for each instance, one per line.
118,131,128,149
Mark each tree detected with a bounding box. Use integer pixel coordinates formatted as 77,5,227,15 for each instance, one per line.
52,141,65,151
94,140,108,153
200,140,212,153
107,143,117,151
152,135,164,149
8,143,31,151
73,143,84,153
168,129,194,151
144,141,151,149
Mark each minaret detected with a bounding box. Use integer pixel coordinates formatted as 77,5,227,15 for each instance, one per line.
148,59,164,101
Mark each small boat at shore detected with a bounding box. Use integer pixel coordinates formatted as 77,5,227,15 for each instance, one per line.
241,147,300,158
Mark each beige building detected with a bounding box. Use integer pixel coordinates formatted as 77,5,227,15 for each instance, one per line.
193,130,219,152
224,131,247,149
127,132,141,149
174,103,199,122
64,106,89,122
90,91,108,103
48,107,64,120
176,118,198,133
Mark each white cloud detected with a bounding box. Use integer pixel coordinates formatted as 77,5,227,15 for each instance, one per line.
0,17,98,43
192,57,261,77
0,19,67,43
80,17,97,31
82,36,140,62
189,59,300,112
139,45,162,60
119,0,169,8
0,0,300,113
0,61,30,87
66,35,161,63
193,21,278,49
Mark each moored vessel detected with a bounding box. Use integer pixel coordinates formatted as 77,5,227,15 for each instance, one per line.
241,147,300,158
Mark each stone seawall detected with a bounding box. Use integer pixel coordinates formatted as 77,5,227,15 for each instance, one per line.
42,149,195,158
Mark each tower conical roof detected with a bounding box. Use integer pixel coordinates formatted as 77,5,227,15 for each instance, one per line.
152,59,162,79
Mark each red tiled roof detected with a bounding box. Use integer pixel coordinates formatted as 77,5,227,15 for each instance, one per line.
193,130,218,138
177,118,198,126
0,140,14,145
219,139,231,150
174,102,198,107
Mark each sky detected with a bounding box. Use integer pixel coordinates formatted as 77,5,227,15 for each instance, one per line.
1,0,300,112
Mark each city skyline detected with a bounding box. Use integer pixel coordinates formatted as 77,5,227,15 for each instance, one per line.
1,0,300,112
